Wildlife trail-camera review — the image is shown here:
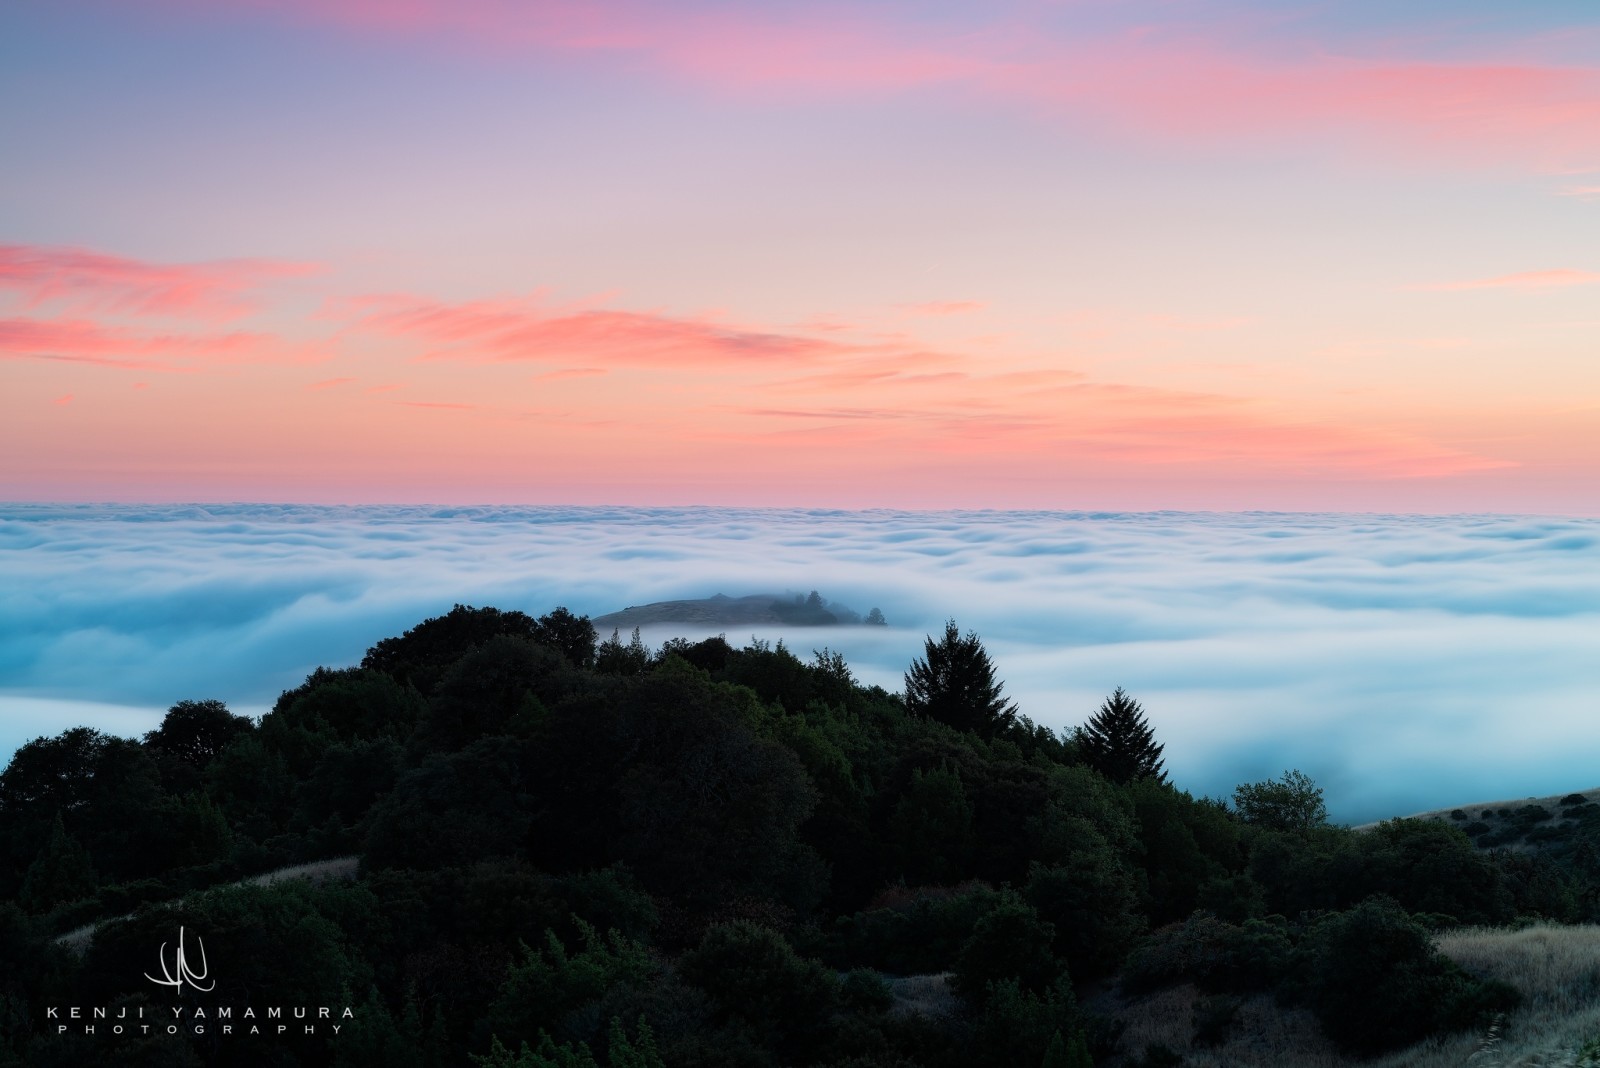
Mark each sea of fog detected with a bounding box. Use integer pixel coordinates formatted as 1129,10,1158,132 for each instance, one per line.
3,504,1598,824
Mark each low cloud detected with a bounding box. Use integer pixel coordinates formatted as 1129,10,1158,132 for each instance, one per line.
4,506,1598,823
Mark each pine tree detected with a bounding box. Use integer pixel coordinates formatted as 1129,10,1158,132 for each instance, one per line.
903,620,1018,738
1078,688,1166,785
20,814,96,913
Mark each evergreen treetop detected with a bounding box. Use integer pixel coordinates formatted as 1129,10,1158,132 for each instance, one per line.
1078,687,1166,785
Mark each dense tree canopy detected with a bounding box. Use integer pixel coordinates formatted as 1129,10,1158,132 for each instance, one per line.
0,602,1569,1067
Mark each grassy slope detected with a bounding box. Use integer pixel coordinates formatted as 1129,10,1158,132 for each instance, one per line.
1098,924,1600,1067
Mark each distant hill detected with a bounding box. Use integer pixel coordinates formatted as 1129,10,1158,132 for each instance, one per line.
1359,786,1600,852
594,591,887,629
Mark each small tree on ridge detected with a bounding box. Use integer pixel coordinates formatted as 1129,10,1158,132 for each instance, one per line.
1078,687,1166,785
903,620,1018,738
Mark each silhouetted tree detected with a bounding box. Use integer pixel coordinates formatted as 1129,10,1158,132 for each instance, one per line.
903,621,1017,738
362,603,541,694
1078,688,1166,785
145,699,254,769
864,607,887,626
1232,769,1326,833
595,628,650,676
534,607,598,669
20,815,96,913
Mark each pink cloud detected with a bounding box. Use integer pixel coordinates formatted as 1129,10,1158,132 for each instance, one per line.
162,1,1600,170
0,316,326,369
900,300,987,317
0,244,318,321
1415,268,1600,291
52,394,73,406
534,367,608,381
307,377,357,390
351,293,925,369
1558,184,1600,199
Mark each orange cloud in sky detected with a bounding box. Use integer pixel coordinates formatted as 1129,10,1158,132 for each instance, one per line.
0,241,1539,506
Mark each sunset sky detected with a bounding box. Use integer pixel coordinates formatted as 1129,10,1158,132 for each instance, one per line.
4,1,1599,512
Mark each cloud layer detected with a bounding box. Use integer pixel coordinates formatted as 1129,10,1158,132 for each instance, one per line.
3,505,1597,823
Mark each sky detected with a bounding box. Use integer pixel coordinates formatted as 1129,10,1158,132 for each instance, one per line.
4,504,1598,824
3,0,1599,511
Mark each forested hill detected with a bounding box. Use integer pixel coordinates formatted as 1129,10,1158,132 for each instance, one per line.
1,604,1590,1067
594,590,886,629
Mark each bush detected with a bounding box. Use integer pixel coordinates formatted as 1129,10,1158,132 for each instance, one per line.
678,921,838,1040
951,892,1062,1003
839,969,893,1013
1302,897,1519,1056
1121,913,1292,996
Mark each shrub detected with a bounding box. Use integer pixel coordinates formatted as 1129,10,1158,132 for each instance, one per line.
951,892,1062,1003
1301,897,1519,1056
839,969,894,1013
678,921,838,1039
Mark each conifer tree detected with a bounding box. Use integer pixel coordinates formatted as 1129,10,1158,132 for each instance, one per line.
1078,688,1166,785
903,620,1018,738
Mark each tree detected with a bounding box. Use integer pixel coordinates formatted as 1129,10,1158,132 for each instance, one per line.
144,699,254,769
20,815,96,913
595,628,650,676
865,607,887,626
534,607,598,669
1077,688,1166,785
903,621,1018,737
1232,769,1326,833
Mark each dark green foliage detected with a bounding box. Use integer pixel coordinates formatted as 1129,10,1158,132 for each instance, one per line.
363,603,544,695
364,737,532,870
903,620,1018,738
596,627,652,676
1562,793,1589,806
1078,688,1165,785
6,602,1590,1067
1121,913,1293,996
535,607,600,669
414,635,573,752
822,883,1003,974
969,977,1083,1068
1041,1029,1093,1068
1232,769,1326,833
485,920,656,1051
678,921,838,1043
839,969,894,1013
1301,896,1519,1056
952,892,1062,1002
1127,1043,1185,1068
143,699,254,792
19,815,96,913
888,764,974,885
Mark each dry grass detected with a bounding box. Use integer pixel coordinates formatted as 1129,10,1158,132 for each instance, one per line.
886,972,960,1020
52,855,360,954
1097,924,1600,1067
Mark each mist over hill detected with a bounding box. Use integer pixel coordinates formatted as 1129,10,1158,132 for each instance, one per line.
595,591,888,629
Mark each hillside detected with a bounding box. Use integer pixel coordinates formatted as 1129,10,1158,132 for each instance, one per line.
594,590,884,629
4,602,1597,1068
1359,788,1600,855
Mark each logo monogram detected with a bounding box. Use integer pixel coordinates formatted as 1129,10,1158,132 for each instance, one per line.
145,926,215,993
